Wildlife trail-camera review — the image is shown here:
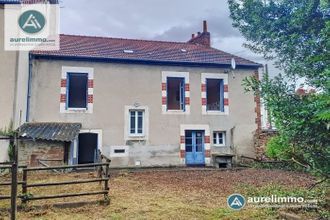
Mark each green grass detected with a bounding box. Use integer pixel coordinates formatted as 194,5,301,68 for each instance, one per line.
0,169,325,219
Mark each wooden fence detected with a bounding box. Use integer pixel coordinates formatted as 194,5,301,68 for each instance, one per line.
0,154,111,215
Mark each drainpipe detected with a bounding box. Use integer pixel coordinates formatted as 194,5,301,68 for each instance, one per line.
12,50,19,128
25,53,32,122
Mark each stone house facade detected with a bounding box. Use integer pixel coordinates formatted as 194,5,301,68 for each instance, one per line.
0,0,262,167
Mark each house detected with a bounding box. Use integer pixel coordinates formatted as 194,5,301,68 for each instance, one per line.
0,0,262,167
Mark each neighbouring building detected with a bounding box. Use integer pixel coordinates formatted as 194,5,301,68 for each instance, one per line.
0,0,262,167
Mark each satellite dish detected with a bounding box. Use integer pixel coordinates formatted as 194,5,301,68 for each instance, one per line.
231,58,236,70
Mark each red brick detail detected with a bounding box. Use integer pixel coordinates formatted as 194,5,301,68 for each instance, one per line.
88,95,93,103
60,94,66,103
202,98,207,105
180,136,185,144
205,149,211,157
180,150,185,158
224,98,229,106
224,84,228,92
88,79,94,88
185,84,190,91
162,83,166,91
204,136,210,144
185,97,190,105
162,97,167,105
201,84,206,92
60,79,66,87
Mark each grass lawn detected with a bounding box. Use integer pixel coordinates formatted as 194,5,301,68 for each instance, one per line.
0,168,324,219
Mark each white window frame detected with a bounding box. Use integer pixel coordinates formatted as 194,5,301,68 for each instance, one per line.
129,110,145,136
124,105,149,141
213,131,226,147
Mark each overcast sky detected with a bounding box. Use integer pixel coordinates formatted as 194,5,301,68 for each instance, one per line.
59,0,277,75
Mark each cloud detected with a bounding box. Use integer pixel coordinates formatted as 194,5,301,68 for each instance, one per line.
59,0,279,75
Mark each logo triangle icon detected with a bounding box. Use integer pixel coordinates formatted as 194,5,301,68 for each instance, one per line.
23,14,42,30
230,197,243,207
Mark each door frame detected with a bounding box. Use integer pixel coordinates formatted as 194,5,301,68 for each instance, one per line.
70,129,102,164
185,130,205,165
180,124,211,165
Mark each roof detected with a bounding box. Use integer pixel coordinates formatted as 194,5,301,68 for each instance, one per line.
0,0,20,4
19,122,82,142
32,34,261,68
0,0,58,4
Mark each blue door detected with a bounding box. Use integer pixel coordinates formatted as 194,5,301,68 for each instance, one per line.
185,130,205,165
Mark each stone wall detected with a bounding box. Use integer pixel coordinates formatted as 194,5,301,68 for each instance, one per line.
18,140,66,167
254,129,278,160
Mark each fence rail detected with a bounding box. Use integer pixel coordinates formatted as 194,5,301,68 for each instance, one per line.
0,154,111,206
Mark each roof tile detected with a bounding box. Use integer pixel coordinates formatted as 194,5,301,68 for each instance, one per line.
32,34,261,67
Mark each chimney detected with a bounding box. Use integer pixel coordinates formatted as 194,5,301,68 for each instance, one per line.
203,20,208,32
187,20,211,47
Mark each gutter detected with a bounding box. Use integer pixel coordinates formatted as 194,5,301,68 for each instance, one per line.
31,54,263,69
26,53,32,122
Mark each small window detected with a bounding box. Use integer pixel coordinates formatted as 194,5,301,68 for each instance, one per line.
206,79,224,112
114,149,125,154
167,77,185,111
213,131,225,146
129,110,144,136
67,73,88,109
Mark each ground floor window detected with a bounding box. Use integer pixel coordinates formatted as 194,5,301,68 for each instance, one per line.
213,131,225,146
129,110,144,136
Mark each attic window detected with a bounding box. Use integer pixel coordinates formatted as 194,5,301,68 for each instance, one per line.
124,49,134,53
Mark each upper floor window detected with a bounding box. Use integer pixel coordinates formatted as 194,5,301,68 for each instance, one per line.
206,78,224,112
67,73,88,109
201,73,228,115
167,77,185,111
162,71,190,115
129,110,144,136
60,66,94,114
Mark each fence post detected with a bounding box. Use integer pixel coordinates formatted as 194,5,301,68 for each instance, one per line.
97,150,102,180
10,134,18,220
104,159,110,203
22,168,27,205
104,161,110,191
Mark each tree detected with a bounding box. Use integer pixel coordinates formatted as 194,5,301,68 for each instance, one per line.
228,0,330,178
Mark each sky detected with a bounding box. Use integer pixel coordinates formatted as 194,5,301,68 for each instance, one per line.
59,0,277,75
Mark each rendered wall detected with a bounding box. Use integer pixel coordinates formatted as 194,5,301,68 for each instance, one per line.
29,59,258,167
0,7,16,130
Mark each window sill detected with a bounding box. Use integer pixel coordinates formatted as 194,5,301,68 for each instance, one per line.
213,144,226,147
203,111,228,115
163,110,188,115
127,135,146,141
67,107,87,110
66,108,88,112
61,107,93,114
